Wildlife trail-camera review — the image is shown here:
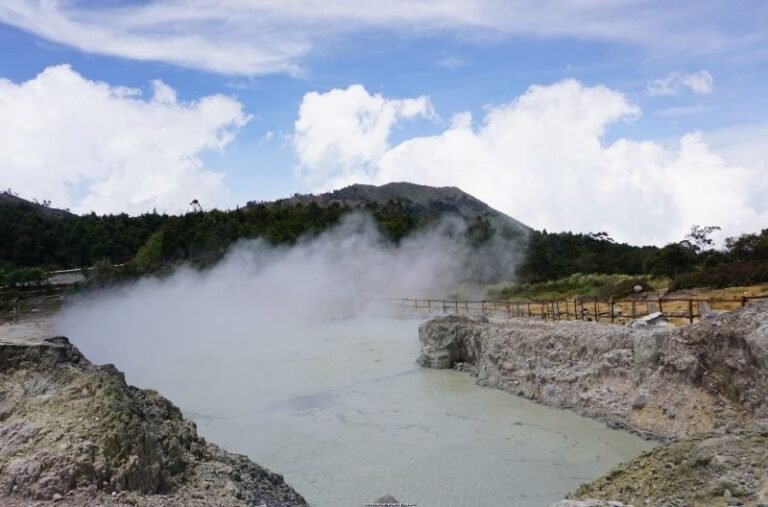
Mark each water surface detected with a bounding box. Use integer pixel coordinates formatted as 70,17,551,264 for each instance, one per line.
58,316,653,506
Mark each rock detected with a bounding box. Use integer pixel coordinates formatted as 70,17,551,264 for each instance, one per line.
375,494,400,504
0,325,308,507
417,314,487,369
570,432,768,506
631,394,648,410
417,300,768,440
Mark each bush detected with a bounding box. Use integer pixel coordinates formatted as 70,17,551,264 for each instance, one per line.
671,260,768,290
0,267,48,287
494,273,667,301
597,277,653,299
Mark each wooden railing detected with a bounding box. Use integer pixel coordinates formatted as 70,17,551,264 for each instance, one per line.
0,285,69,323
393,295,768,325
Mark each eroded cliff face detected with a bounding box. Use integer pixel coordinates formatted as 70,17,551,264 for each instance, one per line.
0,323,308,506
418,302,768,439
420,304,768,506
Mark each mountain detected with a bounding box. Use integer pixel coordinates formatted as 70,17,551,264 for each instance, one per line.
0,191,74,219
276,182,531,235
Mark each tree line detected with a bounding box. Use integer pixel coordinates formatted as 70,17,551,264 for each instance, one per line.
1,196,766,291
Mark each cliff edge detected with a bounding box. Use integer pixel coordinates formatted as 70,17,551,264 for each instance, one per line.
418,302,768,439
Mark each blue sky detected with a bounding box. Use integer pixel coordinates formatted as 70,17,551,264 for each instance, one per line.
0,1,766,244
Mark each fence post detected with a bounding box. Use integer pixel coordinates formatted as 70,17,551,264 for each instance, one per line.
481,300,486,314
564,300,569,320
688,298,694,324
742,296,747,307
593,299,599,321
631,299,636,319
527,302,531,317
14,297,20,323
658,298,664,314
610,297,615,323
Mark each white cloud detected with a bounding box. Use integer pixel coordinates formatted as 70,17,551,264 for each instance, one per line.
293,84,434,186
0,1,761,75
294,80,767,245
648,70,714,96
0,65,249,214
436,56,467,70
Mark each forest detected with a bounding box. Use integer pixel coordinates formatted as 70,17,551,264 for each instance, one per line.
1,191,767,291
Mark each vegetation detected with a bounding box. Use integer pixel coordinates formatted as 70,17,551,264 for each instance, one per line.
517,230,658,282
492,273,669,301
0,195,491,273
2,188,767,296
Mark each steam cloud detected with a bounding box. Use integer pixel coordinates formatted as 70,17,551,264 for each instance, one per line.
54,213,521,408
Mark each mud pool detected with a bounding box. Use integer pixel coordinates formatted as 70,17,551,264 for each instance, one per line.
57,316,653,507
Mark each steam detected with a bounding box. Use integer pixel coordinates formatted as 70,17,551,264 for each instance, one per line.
54,213,522,410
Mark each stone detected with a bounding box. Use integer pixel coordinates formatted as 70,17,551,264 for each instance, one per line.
0,324,309,506
632,394,649,410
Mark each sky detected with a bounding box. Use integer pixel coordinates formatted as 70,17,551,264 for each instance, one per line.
0,0,767,245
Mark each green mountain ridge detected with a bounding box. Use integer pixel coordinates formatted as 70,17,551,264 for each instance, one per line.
0,191,74,219
276,182,531,235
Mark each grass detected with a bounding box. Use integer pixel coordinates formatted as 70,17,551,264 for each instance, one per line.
488,273,671,302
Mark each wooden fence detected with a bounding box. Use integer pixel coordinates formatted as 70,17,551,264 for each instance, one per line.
0,285,68,323
394,295,768,325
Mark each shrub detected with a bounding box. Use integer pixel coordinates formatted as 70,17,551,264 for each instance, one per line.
671,260,768,290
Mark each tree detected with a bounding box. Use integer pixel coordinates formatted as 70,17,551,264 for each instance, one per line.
684,225,721,252
647,242,697,277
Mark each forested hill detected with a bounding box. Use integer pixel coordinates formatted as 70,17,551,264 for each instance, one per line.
2,187,766,291
0,184,520,274
277,182,530,236
0,192,74,219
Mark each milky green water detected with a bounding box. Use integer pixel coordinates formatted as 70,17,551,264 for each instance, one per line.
61,316,653,507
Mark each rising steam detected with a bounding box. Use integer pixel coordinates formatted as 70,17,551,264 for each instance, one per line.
54,212,522,406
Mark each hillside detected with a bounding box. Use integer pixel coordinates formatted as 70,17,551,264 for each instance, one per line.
3,183,766,294
1,183,530,273
276,182,531,236
0,191,73,219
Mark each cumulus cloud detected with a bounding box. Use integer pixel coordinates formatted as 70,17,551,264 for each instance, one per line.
647,70,714,96
294,80,767,245
293,84,434,186
0,65,249,214
0,1,761,75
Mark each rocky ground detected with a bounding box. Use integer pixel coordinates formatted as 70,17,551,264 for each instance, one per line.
418,301,768,506
565,431,768,507
0,319,308,507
